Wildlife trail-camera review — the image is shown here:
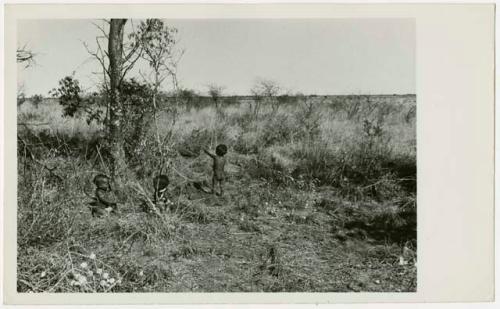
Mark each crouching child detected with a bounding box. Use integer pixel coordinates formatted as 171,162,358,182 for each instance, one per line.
90,174,118,217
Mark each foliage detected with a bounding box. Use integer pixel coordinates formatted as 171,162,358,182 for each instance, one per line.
206,84,226,120
51,76,85,117
119,79,156,162
295,94,322,142
178,88,200,108
132,19,182,175
134,19,179,90
30,94,44,108
50,76,104,125
261,114,297,147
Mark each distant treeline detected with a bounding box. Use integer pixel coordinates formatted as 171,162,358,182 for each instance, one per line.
22,93,416,110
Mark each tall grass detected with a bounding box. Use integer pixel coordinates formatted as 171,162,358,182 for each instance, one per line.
17,94,416,292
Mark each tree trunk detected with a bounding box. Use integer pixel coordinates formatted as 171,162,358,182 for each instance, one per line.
108,19,128,179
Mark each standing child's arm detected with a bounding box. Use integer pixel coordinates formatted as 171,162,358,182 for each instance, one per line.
203,148,215,158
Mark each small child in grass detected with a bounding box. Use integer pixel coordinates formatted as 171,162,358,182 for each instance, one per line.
203,144,227,196
153,174,169,205
91,174,118,217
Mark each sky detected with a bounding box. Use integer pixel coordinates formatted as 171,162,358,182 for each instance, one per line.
17,19,415,96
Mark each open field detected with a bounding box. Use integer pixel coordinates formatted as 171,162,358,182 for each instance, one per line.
17,94,416,292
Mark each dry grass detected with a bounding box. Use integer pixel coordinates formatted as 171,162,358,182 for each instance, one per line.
17,94,416,292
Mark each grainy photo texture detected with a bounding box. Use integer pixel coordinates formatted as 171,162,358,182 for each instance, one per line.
17,19,416,293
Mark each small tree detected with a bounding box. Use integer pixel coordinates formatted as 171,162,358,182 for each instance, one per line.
30,94,44,108
50,76,85,117
207,84,225,112
178,88,199,109
295,93,321,143
261,79,281,113
250,78,281,118
50,76,104,124
135,19,179,107
134,19,181,168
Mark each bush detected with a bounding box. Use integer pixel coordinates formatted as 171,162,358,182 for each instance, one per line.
295,95,321,141
31,94,44,108
261,115,297,146
288,119,414,201
234,131,260,154
120,79,156,160
291,141,337,185
50,76,104,124
51,76,85,117
177,88,199,109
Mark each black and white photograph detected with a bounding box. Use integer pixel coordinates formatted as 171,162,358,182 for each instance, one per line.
16,17,416,293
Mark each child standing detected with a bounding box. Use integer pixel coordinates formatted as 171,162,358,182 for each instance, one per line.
203,144,227,196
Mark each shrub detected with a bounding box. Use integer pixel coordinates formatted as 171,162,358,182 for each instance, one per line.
234,131,260,154
261,115,297,147
243,148,299,187
288,118,414,201
177,88,199,109
120,79,156,158
295,95,321,142
291,141,337,186
50,76,85,117
31,94,44,108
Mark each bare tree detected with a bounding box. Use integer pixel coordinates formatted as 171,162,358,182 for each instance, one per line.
250,78,281,119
